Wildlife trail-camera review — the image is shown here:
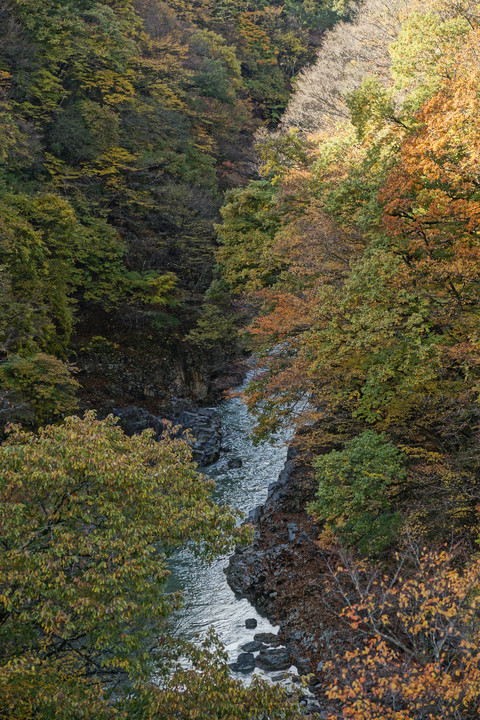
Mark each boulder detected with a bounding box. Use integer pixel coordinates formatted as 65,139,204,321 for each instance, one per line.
111,405,222,466
271,672,289,682
287,522,299,542
176,408,222,466
253,632,282,647
256,648,292,671
247,504,263,524
295,656,312,674
245,618,258,629
240,640,266,653
300,697,324,715
230,652,255,673
111,406,163,437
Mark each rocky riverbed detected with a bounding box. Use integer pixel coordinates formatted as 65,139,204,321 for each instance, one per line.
226,439,357,714
111,403,223,467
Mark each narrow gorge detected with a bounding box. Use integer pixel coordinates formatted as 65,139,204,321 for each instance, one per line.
2,0,480,718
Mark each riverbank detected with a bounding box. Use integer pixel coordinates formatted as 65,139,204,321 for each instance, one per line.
74,353,249,467
226,436,357,711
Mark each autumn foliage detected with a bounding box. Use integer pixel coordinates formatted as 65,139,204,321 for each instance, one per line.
0,0,348,429
216,1,480,716
323,547,480,719
218,0,480,545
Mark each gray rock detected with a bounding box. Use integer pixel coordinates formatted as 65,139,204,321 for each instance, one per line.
303,699,325,716
111,406,159,436
254,632,282,647
295,656,312,674
287,522,299,542
230,652,255,673
111,405,222,466
256,648,292,671
228,458,243,469
271,672,289,682
296,530,314,546
240,640,266,653
266,455,297,507
245,618,258,629
225,545,270,596
177,408,222,466
247,504,263,524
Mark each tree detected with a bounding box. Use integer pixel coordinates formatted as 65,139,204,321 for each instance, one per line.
0,0,348,418
217,181,284,293
0,413,260,718
323,547,480,719
308,431,406,554
221,0,480,547
131,630,305,719
0,353,79,431
282,0,404,132
381,28,480,321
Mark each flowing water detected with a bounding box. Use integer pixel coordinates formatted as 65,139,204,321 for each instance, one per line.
167,379,292,676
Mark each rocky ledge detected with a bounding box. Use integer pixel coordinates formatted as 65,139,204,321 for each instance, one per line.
111,404,222,467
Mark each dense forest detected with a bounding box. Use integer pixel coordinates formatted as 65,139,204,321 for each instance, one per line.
0,0,349,430
2,0,480,717
0,0,345,718
218,0,480,715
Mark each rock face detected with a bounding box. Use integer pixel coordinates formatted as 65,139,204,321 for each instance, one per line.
111,404,222,466
74,335,248,465
176,408,223,466
75,331,247,412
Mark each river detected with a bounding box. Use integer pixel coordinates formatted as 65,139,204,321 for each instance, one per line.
167,377,293,679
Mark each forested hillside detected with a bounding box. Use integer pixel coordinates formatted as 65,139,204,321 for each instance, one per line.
0,0,351,430
218,0,480,716
0,2,347,717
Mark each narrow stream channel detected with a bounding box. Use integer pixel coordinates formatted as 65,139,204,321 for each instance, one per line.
167,377,293,679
